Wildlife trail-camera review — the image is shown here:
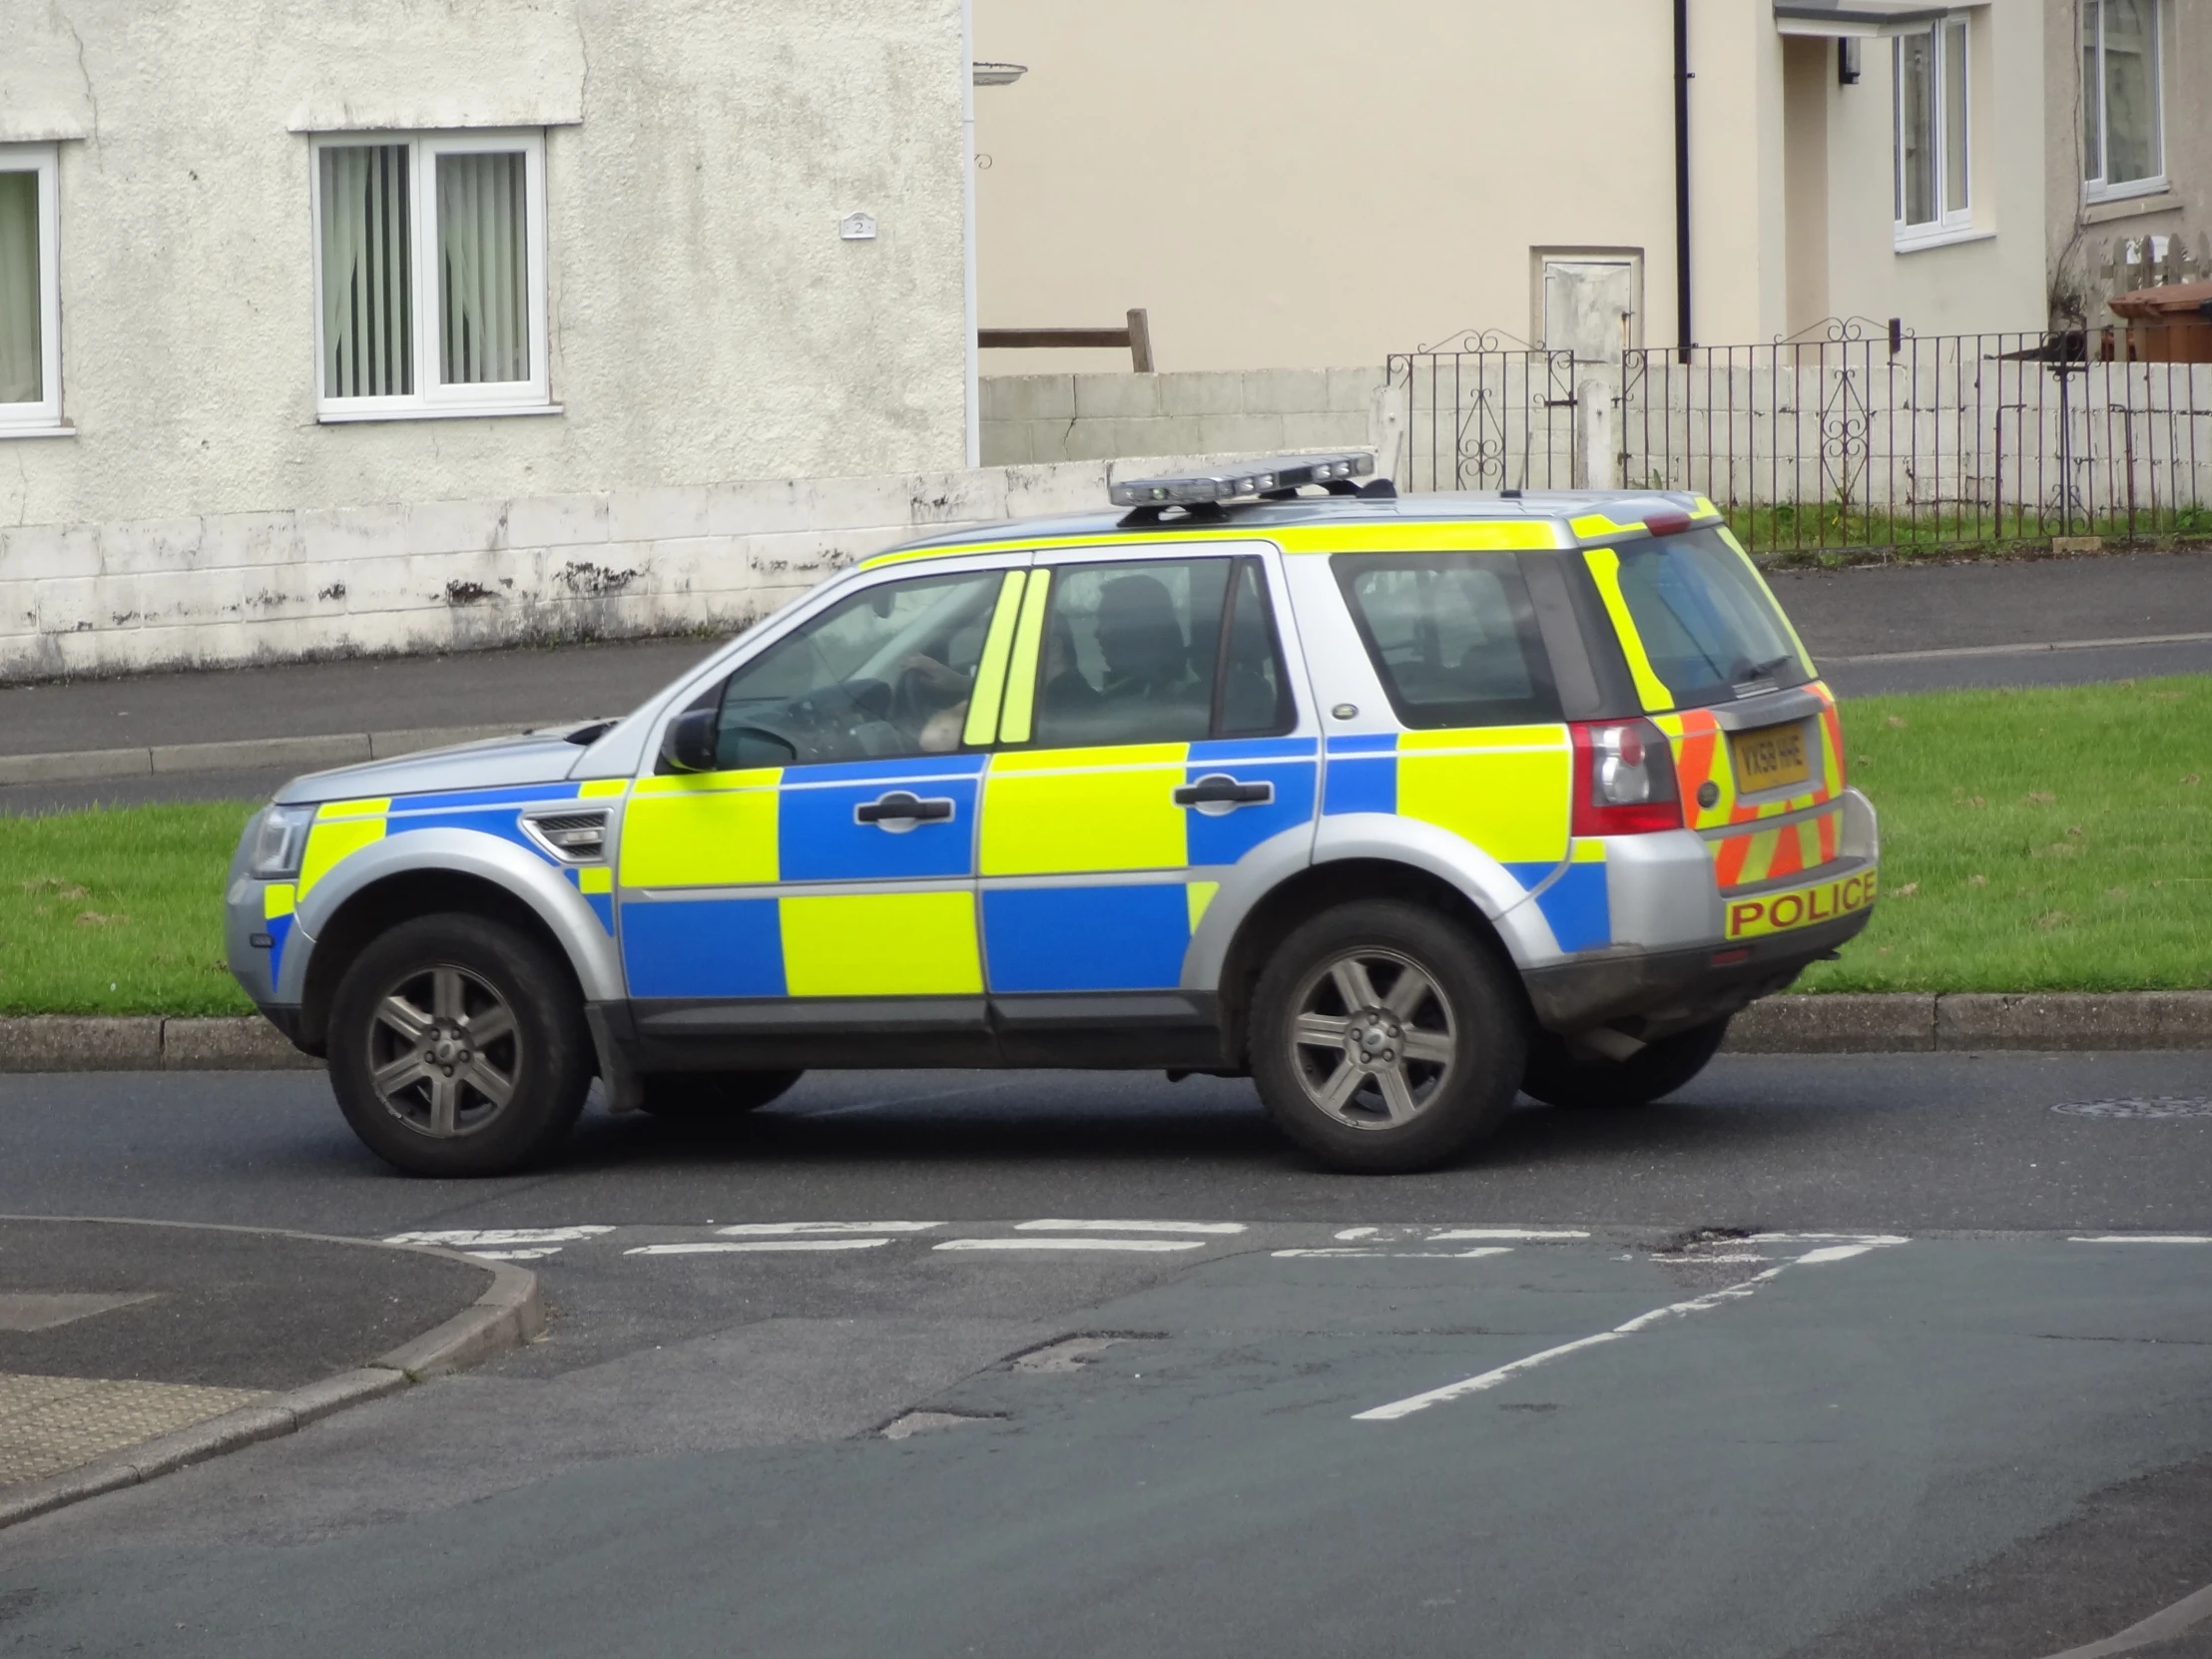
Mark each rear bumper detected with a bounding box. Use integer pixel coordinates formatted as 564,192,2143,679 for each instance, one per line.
1522,904,1872,1039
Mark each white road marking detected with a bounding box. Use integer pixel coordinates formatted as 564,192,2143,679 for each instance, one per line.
1333,1227,1380,1241
384,1227,615,1247
1014,1220,1248,1235
1274,1247,1514,1260
1353,1241,1899,1421
714,1221,940,1236
625,1239,891,1256
1427,1228,1589,1241
468,1248,563,1261
2068,1235,2212,1245
1751,1233,1910,1244
934,1238,1206,1254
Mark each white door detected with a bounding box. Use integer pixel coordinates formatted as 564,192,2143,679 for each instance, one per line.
1541,258,1640,489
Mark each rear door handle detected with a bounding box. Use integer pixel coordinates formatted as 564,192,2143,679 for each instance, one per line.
854,791,956,829
1173,774,1275,812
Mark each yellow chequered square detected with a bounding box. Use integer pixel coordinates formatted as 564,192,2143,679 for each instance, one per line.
1395,728,1572,865
298,811,386,898
620,770,781,888
579,779,630,799
1187,880,1220,931
578,865,614,894
262,881,295,919
780,891,982,996
979,746,1189,876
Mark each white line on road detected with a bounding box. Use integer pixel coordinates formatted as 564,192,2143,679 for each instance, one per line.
1427,1228,1590,1241
468,1248,564,1261
1275,1248,1514,1260
934,1238,1207,1254
625,1240,892,1255
1750,1233,1910,1244
1014,1220,1248,1235
385,1227,615,1247
714,1222,940,1236
1353,1241,1900,1421
2068,1235,2212,1245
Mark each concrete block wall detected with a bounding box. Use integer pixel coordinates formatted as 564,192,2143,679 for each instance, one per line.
0,452,1370,683
980,367,1387,466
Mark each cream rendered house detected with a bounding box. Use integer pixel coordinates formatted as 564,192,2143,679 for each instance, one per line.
973,0,2058,374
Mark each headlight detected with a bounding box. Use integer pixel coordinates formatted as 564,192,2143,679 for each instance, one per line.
251,804,316,879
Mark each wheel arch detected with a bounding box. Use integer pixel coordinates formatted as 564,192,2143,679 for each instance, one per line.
1212,857,1532,1069
291,837,617,1052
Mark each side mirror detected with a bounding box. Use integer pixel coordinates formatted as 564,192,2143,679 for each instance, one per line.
659,708,720,774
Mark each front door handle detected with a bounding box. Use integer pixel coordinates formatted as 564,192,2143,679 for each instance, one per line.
1173,774,1275,814
854,791,956,830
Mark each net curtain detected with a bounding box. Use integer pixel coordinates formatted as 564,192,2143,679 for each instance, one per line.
436,151,529,385
0,170,41,405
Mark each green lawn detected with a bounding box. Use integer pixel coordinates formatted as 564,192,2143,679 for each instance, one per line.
1797,676,2212,991
2,677,2207,1014
2,802,259,1016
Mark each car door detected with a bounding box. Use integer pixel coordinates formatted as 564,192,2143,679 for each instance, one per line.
615,558,1027,1029
972,547,1320,1015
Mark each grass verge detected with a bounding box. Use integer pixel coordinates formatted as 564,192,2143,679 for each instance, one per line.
0,676,2205,1013
1798,675,2212,992
2,802,258,1016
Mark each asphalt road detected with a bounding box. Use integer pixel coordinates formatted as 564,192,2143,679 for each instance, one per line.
0,1057,2209,1657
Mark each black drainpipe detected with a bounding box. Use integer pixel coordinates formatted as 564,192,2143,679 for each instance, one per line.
1674,0,1694,363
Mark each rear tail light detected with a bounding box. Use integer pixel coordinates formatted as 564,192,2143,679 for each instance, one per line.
1570,719,1684,835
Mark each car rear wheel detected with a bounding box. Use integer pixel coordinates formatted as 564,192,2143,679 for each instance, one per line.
1250,900,1526,1174
328,913,591,1177
1519,1015,1733,1109
637,1070,805,1121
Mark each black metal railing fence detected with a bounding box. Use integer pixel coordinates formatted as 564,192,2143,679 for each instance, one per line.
1386,334,1579,494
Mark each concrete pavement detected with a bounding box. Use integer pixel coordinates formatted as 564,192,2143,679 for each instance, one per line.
0,1218,535,1527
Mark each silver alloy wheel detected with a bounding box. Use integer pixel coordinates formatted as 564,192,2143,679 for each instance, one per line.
363,963,522,1139
1286,947,1457,1130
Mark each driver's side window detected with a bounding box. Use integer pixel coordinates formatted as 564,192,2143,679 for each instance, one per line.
692,567,1009,770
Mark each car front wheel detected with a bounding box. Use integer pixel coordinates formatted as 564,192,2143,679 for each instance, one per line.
328,913,591,1177
1250,899,1526,1174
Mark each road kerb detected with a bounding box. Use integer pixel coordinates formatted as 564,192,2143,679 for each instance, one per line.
0,722,532,788
0,1222,542,1532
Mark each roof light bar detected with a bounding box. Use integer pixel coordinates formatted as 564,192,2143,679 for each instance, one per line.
1108,452,1375,508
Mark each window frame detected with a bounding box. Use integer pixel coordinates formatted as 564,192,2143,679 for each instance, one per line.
0,143,63,436
1009,552,1298,752
1330,551,1564,732
2082,0,2167,204
1893,16,1974,250
309,128,551,422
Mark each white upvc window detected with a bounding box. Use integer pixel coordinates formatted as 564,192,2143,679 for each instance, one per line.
2082,0,2164,201
0,144,63,435
1895,16,1972,248
310,130,551,421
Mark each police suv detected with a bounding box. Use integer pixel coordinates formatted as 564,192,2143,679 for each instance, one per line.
226,455,1877,1177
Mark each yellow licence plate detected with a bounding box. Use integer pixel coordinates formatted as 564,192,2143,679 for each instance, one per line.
1729,723,1810,795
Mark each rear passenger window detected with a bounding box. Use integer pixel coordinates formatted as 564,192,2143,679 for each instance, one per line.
1334,554,1560,729
1030,556,1293,748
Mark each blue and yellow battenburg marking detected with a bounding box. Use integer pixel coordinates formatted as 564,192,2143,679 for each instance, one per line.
1324,728,1605,952
977,736,1320,993
618,753,991,999
289,780,626,944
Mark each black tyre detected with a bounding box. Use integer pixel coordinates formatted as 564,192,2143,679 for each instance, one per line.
1520,1015,1733,1109
1250,899,1527,1174
327,913,591,1177
637,1070,805,1121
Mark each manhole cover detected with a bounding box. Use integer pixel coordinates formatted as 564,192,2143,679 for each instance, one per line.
2052,1097,2212,1120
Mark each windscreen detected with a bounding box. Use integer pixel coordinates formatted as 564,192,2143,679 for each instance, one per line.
1606,529,1813,709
